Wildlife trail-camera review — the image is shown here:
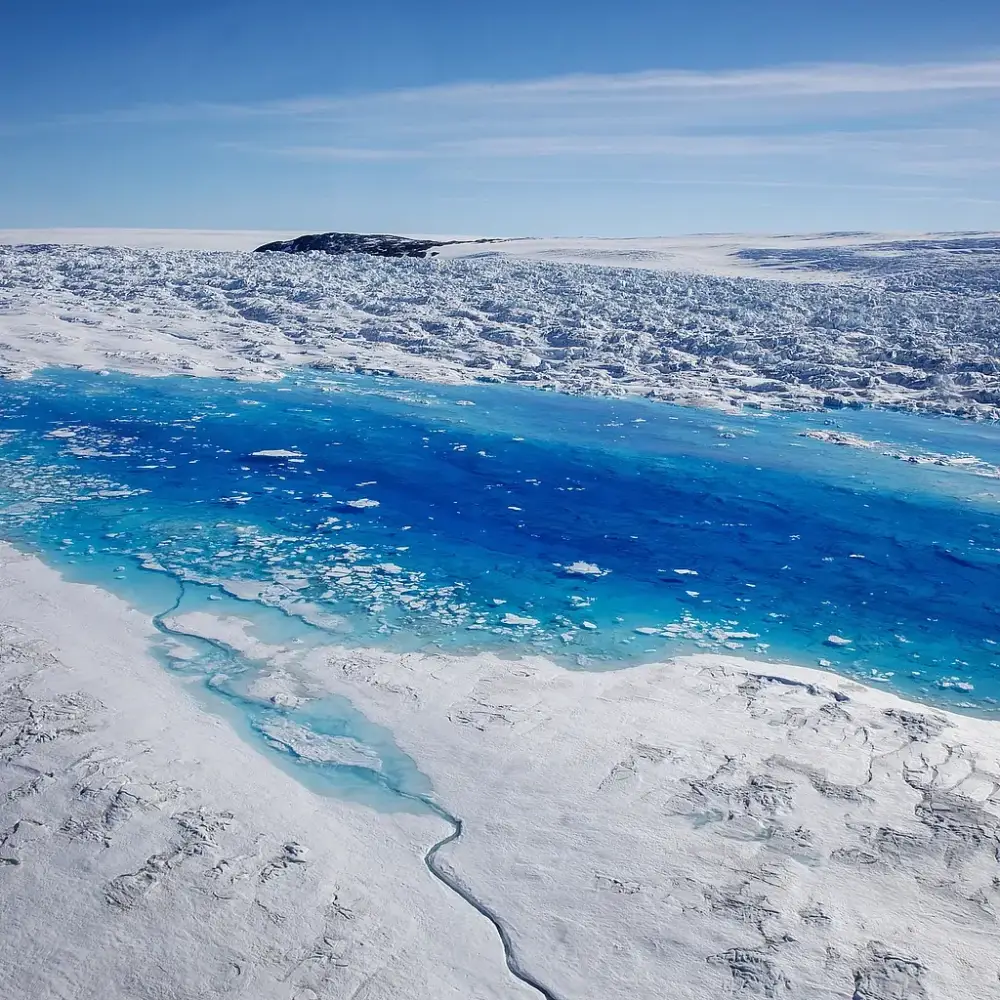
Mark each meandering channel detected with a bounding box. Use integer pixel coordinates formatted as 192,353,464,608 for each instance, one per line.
151,578,563,1000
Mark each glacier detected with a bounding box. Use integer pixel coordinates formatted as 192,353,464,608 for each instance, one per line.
1,235,998,416
1,234,1000,999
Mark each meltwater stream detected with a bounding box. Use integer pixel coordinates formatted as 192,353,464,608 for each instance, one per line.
149,579,564,1000
1,368,998,997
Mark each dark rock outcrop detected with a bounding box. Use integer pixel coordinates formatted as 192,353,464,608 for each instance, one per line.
254,232,493,259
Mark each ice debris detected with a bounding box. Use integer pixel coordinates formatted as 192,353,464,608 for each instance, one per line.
561,561,610,578
502,612,540,627
250,449,303,459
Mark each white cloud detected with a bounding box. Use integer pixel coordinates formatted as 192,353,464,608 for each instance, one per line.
219,142,430,162
28,57,1000,126
10,58,1000,184
226,127,1000,181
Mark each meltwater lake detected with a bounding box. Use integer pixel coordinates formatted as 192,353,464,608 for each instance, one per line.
2,368,999,717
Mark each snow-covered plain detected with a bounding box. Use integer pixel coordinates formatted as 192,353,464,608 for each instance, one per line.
0,545,541,1000
1,233,998,417
3,545,1000,999
2,227,993,280
194,617,1000,1000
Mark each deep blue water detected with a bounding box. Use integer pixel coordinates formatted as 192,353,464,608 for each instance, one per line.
1,369,999,727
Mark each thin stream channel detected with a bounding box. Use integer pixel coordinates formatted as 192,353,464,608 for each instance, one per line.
151,576,564,1000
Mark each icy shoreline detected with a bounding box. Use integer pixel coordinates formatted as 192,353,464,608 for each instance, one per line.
0,542,545,1000
3,541,999,998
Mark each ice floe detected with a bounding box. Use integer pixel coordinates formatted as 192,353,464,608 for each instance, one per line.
560,560,610,578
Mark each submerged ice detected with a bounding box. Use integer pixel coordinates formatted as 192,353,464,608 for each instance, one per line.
1,369,999,716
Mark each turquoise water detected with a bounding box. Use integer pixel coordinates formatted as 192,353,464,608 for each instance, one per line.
1,369,999,724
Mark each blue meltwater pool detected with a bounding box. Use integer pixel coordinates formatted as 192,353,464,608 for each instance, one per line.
1,368,999,719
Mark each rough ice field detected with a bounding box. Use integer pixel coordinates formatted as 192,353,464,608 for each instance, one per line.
736,234,1000,290
1,239,999,417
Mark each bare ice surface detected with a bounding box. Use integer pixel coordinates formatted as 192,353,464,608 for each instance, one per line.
2,545,1000,998
0,545,541,1000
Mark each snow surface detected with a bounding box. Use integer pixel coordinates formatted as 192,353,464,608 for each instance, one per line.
4,227,995,280
0,544,539,1000
288,639,1000,999
0,228,292,251
5,543,998,999
1,237,998,417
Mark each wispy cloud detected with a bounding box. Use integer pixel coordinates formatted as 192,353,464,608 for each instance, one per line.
9,58,1000,186
218,142,430,162
26,57,1000,127
224,127,1000,182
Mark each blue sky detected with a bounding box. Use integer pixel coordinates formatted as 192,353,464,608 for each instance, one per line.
2,0,999,235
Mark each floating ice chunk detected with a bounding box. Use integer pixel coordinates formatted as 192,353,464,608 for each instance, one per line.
340,498,380,509
937,677,974,692
825,634,853,647
375,563,403,575
269,692,302,709
46,427,79,439
455,400,476,406
818,658,834,668
250,449,303,459
673,568,698,576
685,590,700,597
502,612,539,627
562,561,610,578
635,627,660,636
582,621,598,630
97,488,147,498
260,719,382,771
